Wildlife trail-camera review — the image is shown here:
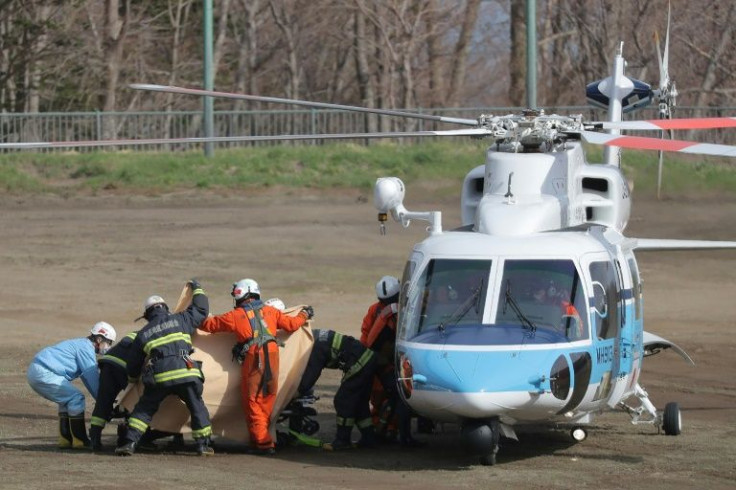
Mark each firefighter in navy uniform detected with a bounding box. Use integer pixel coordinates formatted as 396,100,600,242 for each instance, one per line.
115,280,214,456
298,329,378,450
89,331,138,451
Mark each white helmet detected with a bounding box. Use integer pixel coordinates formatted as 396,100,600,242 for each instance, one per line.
138,294,168,321
144,295,166,310
90,321,117,343
376,275,400,300
232,278,260,301
264,297,286,311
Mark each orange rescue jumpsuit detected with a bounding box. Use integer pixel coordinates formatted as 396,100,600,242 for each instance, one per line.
200,302,308,449
360,301,399,431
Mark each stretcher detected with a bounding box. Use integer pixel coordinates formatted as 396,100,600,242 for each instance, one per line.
118,285,315,444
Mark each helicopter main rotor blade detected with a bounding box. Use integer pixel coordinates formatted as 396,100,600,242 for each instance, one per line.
130,83,480,127
581,131,736,157
589,117,736,131
0,128,493,150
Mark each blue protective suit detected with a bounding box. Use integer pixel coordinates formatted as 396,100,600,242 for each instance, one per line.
27,337,99,415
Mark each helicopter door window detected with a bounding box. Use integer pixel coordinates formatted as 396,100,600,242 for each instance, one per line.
495,259,589,342
627,257,642,321
399,258,491,339
589,261,620,340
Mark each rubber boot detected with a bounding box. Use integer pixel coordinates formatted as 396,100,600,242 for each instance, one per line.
357,425,378,449
58,412,72,449
89,424,103,451
195,437,215,456
327,425,354,451
115,441,135,456
69,414,91,448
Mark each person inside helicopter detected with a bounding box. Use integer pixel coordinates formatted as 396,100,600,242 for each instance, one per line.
526,281,584,339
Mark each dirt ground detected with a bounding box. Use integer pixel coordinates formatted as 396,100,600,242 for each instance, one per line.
0,186,734,489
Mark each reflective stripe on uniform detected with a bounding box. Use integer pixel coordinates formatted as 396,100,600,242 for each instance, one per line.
336,416,355,427
153,368,202,384
343,349,374,381
191,425,212,439
356,417,373,429
128,417,149,433
143,332,192,355
90,416,107,428
330,332,344,361
128,376,139,384
100,354,127,368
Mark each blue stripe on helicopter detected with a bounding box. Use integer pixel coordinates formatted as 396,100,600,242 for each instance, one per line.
400,299,641,395
402,341,580,393
587,288,633,308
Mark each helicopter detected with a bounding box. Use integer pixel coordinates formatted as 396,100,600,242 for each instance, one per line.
1,18,735,468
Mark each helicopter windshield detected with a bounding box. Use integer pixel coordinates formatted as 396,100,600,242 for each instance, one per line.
495,259,589,341
399,258,491,340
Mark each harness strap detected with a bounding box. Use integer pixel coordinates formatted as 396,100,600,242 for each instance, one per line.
242,302,277,395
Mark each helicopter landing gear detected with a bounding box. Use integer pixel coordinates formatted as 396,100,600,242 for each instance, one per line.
662,402,681,435
570,426,587,442
461,418,500,466
619,383,682,436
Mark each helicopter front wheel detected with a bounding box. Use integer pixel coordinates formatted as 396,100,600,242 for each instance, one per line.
570,426,588,442
662,402,682,435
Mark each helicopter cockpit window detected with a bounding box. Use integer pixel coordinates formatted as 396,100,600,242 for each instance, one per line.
399,258,491,340
495,259,589,341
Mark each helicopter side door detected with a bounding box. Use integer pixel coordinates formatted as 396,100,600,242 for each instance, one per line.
584,254,621,405
606,248,637,407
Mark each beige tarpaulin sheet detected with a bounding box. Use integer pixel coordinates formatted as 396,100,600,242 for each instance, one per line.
119,286,314,443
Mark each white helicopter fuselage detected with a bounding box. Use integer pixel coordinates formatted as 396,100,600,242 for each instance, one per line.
389,141,648,429
396,227,644,427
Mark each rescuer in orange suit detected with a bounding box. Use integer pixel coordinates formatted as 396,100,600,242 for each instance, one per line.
362,276,427,446
198,278,312,455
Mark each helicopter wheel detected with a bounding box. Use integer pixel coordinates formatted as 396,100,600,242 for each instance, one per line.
570,427,587,442
662,402,682,436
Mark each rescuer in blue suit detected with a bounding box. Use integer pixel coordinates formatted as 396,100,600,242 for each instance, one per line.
27,321,118,449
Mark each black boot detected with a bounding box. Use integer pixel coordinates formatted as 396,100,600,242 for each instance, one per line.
327,425,354,451
115,441,136,456
195,437,215,456
398,402,424,448
68,414,90,449
58,412,72,449
89,424,103,451
357,425,378,448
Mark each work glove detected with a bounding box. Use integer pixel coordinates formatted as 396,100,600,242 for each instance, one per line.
302,305,315,320
188,279,202,291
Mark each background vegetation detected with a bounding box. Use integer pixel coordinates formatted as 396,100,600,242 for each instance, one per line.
1,142,733,198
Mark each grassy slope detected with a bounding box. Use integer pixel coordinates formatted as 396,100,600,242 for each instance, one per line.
0,141,734,197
